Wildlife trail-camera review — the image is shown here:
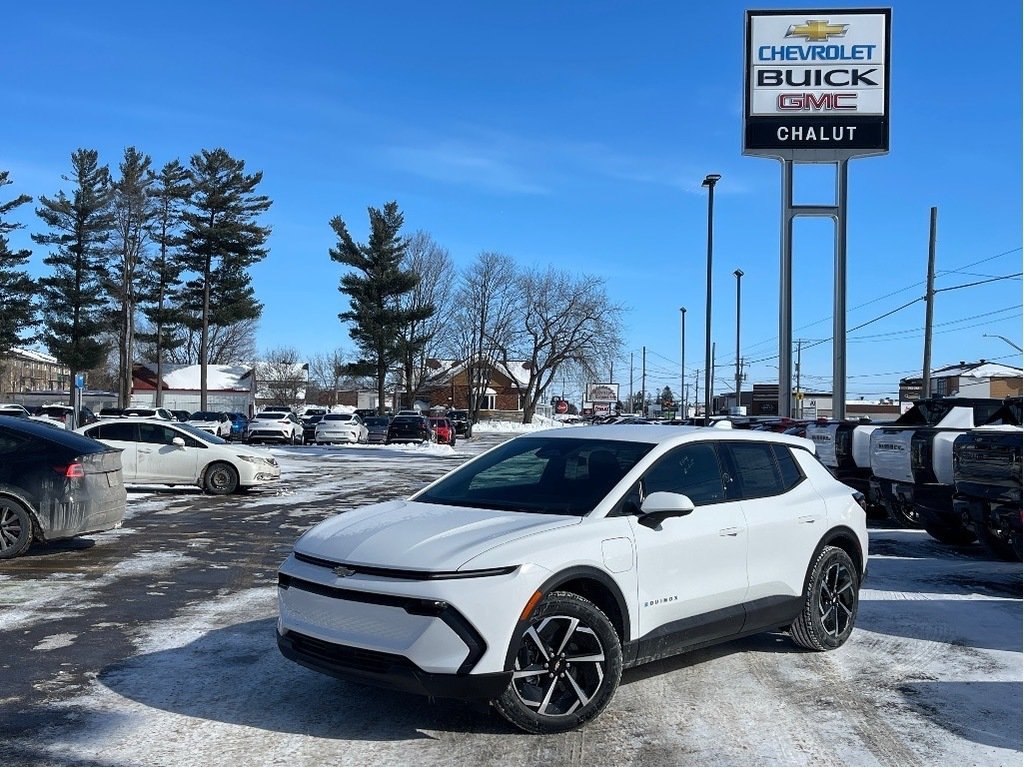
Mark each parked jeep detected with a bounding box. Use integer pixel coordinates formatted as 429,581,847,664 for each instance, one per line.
952,425,1023,561
868,397,1021,537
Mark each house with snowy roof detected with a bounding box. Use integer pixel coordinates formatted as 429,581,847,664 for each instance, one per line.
899,360,1022,403
131,362,256,414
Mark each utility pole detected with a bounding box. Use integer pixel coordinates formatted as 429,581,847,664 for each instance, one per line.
641,346,647,417
629,352,634,414
694,369,700,418
711,342,716,419
795,339,803,418
922,206,938,399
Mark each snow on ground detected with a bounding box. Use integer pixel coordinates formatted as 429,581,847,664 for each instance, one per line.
3,433,1020,766
474,415,565,432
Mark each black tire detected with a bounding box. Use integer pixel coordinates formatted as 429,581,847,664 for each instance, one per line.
0,497,33,559
971,509,1023,562
791,546,860,651
203,462,239,495
493,591,622,734
885,499,923,529
921,516,977,545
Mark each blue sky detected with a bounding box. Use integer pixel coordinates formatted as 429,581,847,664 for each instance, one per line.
2,0,1021,404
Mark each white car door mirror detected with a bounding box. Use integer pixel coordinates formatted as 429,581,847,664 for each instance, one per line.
638,492,695,529
171,436,186,448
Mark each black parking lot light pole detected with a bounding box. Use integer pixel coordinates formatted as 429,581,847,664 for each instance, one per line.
679,306,686,420
733,269,743,414
702,173,721,425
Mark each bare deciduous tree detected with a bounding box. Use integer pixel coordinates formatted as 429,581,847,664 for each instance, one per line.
398,231,455,407
450,252,520,435
157,317,259,366
257,345,307,407
498,268,623,423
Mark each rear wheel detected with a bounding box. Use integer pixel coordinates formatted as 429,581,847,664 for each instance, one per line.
204,462,239,495
493,591,622,734
791,546,860,651
886,499,922,528
971,507,1023,562
921,514,977,545
0,497,33,559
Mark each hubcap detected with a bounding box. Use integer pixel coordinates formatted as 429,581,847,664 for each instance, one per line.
511,615,606,717
817,561,856,638
0,504,23,551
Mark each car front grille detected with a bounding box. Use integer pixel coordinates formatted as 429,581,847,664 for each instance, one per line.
287,631,415,674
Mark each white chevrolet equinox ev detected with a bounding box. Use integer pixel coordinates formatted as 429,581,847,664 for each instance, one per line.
277,425,868,733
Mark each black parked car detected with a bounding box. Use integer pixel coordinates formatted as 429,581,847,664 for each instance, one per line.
302,414,325,443
171,410,192,422
447,409,470,436
0,416,127,559
385,414,434,444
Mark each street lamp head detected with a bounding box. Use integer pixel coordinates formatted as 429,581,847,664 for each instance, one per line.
734,269,744,278
702,173,722,188
680,306,686,314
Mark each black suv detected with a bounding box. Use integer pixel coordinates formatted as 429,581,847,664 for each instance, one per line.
447,409,470,436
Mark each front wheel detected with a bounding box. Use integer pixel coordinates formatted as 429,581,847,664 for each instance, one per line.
493,591,622,734
0,497,33,559
790,546,860,651
204,462,239,495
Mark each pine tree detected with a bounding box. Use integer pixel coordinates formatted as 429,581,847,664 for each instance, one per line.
0,171,35,355
329,201,432,414
32,149,114,403
181,148,271,410
138,159,190,406
109,147,155,407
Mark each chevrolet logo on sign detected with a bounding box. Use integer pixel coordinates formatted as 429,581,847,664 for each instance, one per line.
786,20,848,42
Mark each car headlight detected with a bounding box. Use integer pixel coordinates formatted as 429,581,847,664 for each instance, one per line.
237,454,273,465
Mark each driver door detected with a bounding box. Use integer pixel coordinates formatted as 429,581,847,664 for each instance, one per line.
136,423,201,484
627,441,748,650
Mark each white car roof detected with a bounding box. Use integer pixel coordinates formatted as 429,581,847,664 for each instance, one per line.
526,424,815,452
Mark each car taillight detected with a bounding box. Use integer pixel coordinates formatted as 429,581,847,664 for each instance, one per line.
910,434,931,471
54,463,86,478
836,429,852,461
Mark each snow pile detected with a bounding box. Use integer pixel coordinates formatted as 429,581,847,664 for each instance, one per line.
474,415,566,433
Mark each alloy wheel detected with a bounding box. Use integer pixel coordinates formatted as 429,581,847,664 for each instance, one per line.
511,615,607,717
815,560,856,639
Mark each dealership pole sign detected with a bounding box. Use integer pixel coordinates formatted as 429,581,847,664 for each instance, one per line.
744,8,890,159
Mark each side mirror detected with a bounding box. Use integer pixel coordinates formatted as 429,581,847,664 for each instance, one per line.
638,492,695,529
171,436,186,448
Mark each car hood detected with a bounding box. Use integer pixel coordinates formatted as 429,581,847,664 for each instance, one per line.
294,499,579,571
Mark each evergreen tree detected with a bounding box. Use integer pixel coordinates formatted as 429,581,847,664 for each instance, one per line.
181,148,271,410
0,171,35,355
329,201,432,414
109,147,155,407
32,149,114,402
139,159,190,406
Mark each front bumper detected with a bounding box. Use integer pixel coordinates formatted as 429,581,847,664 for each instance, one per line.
247,428,291,442
277,629,510,700
315,430,359,443
276,553,545,692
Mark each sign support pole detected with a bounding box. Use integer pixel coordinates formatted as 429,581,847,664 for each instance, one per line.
833,158,850,420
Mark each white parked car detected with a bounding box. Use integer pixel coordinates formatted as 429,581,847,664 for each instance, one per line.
247,411,303,444
187,410,233,438
122,406,176,421
314,413,368,445
77,418,280,494
277,425,868,733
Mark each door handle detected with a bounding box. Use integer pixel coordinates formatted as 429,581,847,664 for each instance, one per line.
719,526,741,537
798,515,817,524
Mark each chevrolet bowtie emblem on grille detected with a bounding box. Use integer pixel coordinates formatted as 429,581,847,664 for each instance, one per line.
786,20,849,42
333,565,356,578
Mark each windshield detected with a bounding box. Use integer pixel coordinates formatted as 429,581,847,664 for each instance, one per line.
257,412,288,420
324,414,353,421
190,412,222,420
365,417,390,427
176,423,227,444
415,437,655,516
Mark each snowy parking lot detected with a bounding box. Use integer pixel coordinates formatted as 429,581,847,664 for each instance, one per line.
1,430,1021,766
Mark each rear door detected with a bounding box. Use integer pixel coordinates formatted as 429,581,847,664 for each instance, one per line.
83,422,139,482
721,442,826,615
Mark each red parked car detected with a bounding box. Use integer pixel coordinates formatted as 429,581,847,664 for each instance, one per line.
428,417,457,446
